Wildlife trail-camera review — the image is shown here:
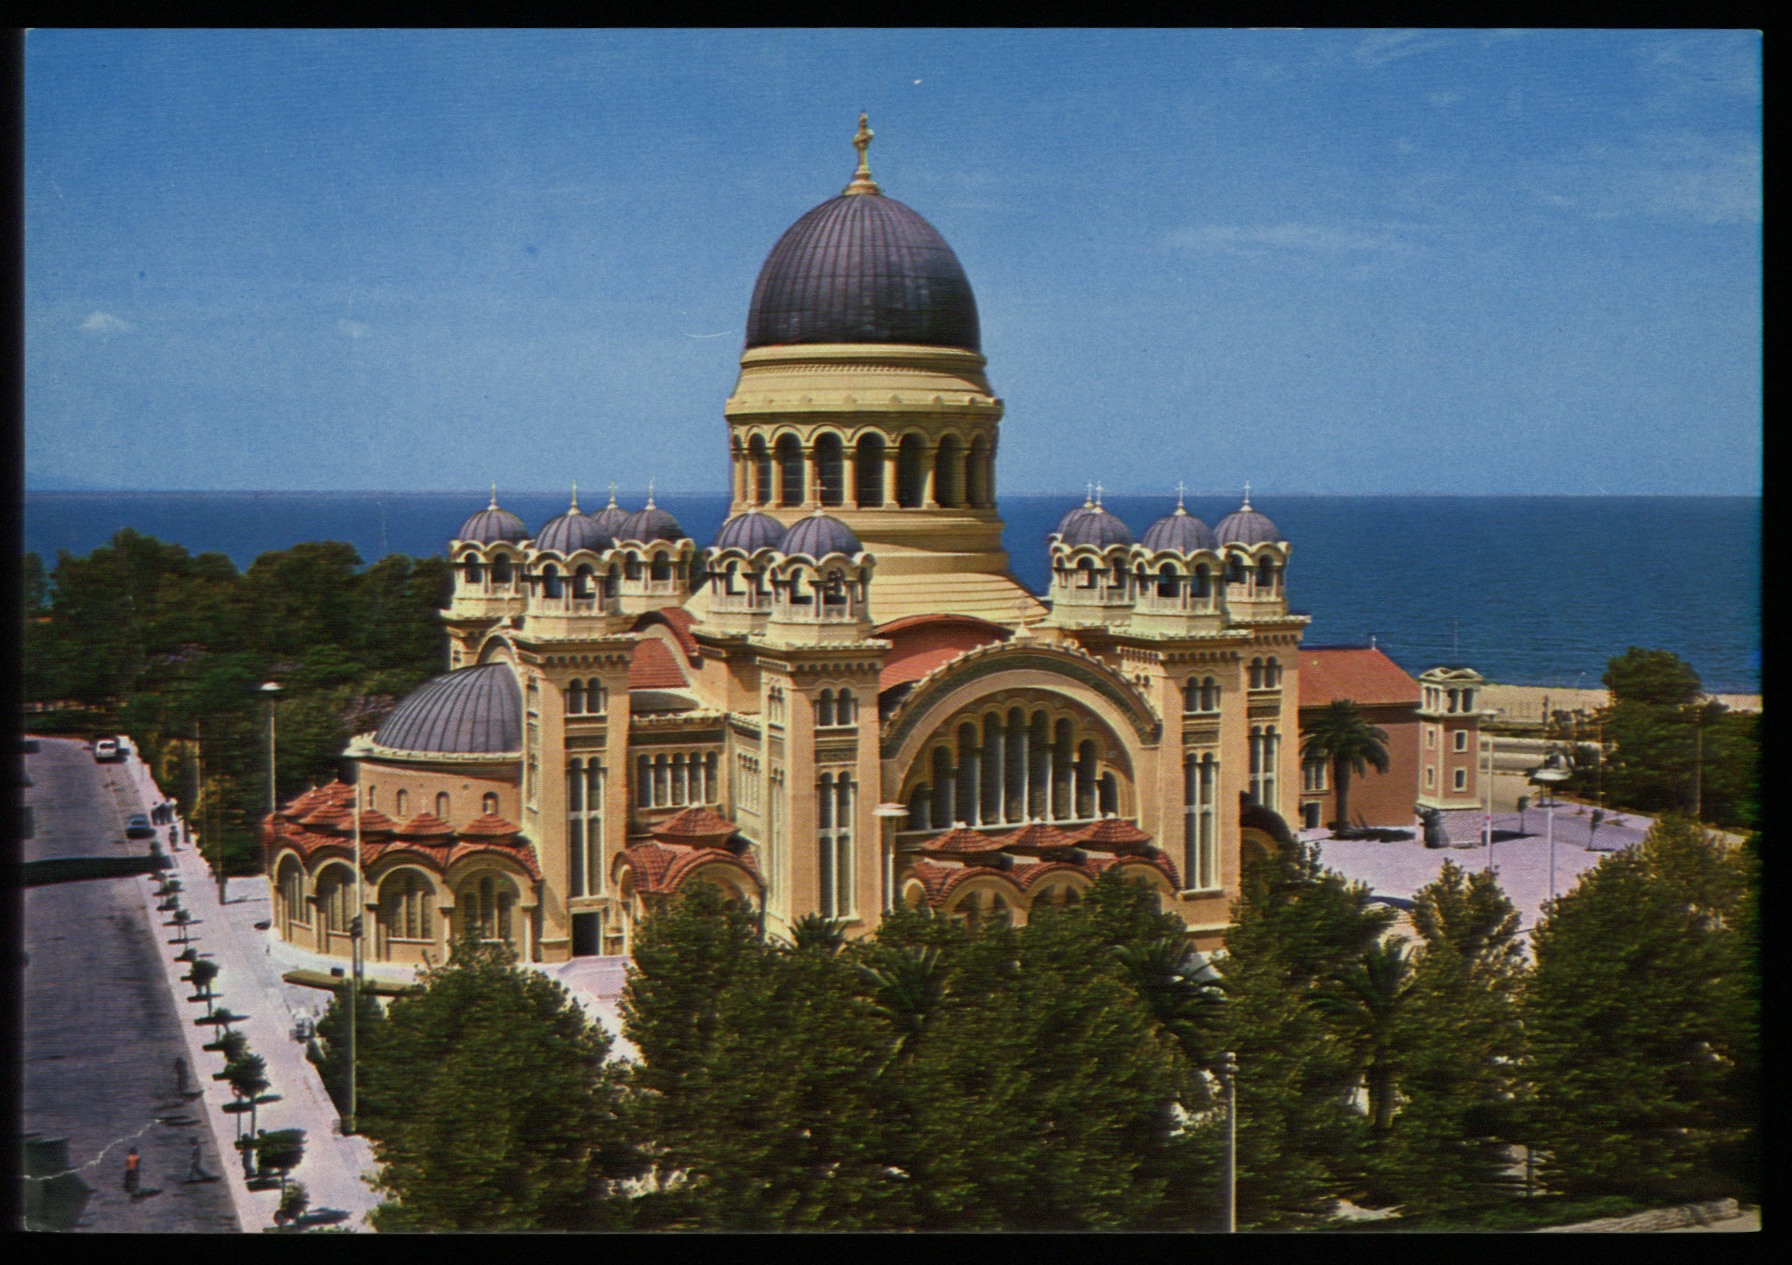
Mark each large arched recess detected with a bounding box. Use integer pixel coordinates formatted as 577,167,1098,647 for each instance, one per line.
880,644,1162,803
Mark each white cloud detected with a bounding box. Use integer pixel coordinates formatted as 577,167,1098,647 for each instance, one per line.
80,311,133,334
1526,132,1761,226
1168,222,1417,258
1352,30,1453,69
336,319,369,339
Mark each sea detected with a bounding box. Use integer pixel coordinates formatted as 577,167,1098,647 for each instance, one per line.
22,492,1761,696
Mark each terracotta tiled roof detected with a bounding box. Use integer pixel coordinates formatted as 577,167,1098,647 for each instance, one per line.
299,802,354,830
917,825,1009,861
904,859,956,907
661,847,762,894
615,841,679,892
281,787,326,819
629,637,689,691
874,613,1010,692
1299,647,1421,709
355,809,399,836
648,805,736,845
458,812,521,839
936,865,1021,906
635,607,702,662
443,839,541,881
993,822,1079,856
1009,860,1086,891
1069,817,1152,852
614,839,759,895
396,812,455,839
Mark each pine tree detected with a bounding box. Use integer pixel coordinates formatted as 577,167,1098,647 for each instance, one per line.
1373,860,1526,1213
1522,818,1754,1202
361,935,639,1230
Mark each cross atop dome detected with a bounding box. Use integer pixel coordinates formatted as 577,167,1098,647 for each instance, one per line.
569,480,580,512
1242,481,1252,510
844,111,881,197
1175,481,1188,514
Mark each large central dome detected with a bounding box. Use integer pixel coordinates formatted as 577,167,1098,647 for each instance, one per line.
744,193,980,352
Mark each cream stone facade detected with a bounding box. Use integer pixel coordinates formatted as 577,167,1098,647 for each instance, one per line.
261,117,1312,963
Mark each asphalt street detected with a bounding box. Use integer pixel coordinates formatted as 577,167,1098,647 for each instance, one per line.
20,737,240,1233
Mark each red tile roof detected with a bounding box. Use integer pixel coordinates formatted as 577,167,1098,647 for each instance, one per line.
1299,647,1421,709
396,812,454,839
1069,817,1153,852
875,613,1011,692
355,809,399,836
634,607,702,663
917,825,1010,860
648,806,736,846
629,637,689,690
993,822,1079,855
458,812,520,839
1009,860,1086,891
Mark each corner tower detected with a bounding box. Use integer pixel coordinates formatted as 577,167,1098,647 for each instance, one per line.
724,115,1045,625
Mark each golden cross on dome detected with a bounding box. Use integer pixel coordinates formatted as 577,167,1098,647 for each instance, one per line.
844,112,882,196
570,480,580,512
1085,481,1094,507
1175,481,1187,513
1094,481,1105,508
608,480,618,507
1242,480,1252,509
489,481,498,509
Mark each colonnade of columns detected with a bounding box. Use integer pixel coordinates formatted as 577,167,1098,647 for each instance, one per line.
906,711,1122,831
732,430,997,511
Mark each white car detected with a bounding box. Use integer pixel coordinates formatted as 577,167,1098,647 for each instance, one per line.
93,739,121,762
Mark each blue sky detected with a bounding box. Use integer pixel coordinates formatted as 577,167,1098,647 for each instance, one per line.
25,29,1760,495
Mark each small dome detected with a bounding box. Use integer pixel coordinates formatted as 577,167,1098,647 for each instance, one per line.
373,662,522,756
713,510,787,553
1215,496,1281,545
534,490,616,555
456,491,530,545
617,501,685,544
1058,505,1133,549
588,493,632,538
1049,500,1095,541
1142,505,1218,553
779,511,862,558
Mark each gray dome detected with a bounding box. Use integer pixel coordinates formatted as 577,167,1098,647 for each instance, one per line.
1049,501,1095,541
1058,505,1133,549
745,193,980,352
779,512,863,558
456,500,530,545
714,510,787,552
617,503,685,544
1142,506,1218,553
1215,499,1281,545
588,496,631,537
534,496,616,555
373,663,522,756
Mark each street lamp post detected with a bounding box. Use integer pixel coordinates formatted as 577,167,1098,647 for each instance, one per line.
261,682,282,819
1533,764,1570,905
1220,1050,1238,1233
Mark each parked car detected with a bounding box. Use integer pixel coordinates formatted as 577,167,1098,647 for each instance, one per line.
125,814,155,839
93,739,120,762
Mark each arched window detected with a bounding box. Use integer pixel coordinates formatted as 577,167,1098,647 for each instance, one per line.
817,689,836,727
573,565,594,600
492,554,513,585
435,791,451,820
482,791,499,815
855,434,885,507
1192,564,1211,600
1098,772,1119,816
380,870,434,944
1249,659,1263,690
316,864,356,934
815,433,845,507
820,569,848,608
1076,558,1097,589
776,434,804,506
1157,563,1180,599
967,435,991,507
539,564,562,600
1183,679,1201,714
464,554,483,585
896,435,927,507
276,856,307,933
750,436,773,505
1258,555,1276,589
934,435,963,507
1228,555,1247,585
567,678,586,715
458,873,517,947
1266,657,1281,688
650,553,672,582
837,690,855,725
395,789,409,819
1203,678,1219,711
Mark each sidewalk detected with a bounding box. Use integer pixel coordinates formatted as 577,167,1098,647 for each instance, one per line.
118,750,383,1233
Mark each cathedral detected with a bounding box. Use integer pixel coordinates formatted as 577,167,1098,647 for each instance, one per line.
261,117,1326,965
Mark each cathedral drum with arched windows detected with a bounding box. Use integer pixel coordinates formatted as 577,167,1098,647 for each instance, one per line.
273,116,1314,964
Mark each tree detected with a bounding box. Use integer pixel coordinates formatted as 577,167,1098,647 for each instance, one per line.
1216,842,1392,1226
1522,818,1755,1202
1373,861,1527,1214
253,1129,306,1193
1310,938,1413,1137
224,1052,270,1139
306,982,386,1119
1603,646,1702,707
1300,700,1391,833
361,935,638,1231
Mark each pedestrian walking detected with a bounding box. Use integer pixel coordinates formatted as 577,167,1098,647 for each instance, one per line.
169,825,180,853
123,1146,141,1197
186,1137,212,1183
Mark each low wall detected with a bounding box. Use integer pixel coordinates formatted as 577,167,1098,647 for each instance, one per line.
1537,1197,1740,1232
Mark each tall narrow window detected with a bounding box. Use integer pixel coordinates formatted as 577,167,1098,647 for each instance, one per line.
777,435,804,506
567,679,586,715
855,434,885,507
818,773,853,918
435,791,451,820
967,435,991,507
815,433,845,507
896,435,926,507
1183,754,1218,890
567,760,587,898
750,436,773,505
934,435,963,507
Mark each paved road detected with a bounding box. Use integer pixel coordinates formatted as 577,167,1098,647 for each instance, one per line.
20,737,240,1233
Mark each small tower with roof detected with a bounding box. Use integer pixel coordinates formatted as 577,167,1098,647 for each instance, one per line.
611,488,698,617
445,486,533,668
1044,485,1137,629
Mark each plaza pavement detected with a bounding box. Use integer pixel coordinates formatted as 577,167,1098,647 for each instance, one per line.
1305,798,1658,944
113,746,383,1232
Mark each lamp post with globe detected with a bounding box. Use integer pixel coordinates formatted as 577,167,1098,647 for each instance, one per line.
1532,759,1572,904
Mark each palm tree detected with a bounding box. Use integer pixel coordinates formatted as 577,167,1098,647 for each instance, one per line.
778,912,847,955
1301,699,1392,834
1310,938,1414,1135
1113,936,1225,1072
855,945,948,1075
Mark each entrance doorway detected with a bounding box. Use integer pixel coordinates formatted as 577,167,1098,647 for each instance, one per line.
571,912,603,957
